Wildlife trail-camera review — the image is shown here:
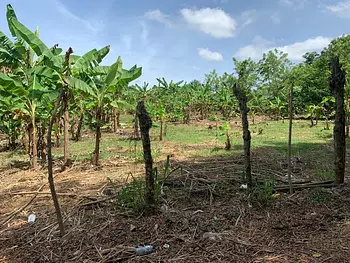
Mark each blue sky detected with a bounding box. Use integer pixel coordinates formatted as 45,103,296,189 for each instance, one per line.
1,0,350,85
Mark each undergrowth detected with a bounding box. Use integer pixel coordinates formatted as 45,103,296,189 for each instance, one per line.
108,155,180,214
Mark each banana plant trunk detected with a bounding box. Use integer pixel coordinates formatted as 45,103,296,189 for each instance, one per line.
113,108,119,132
70,117,77,139
75,112,84,141
164,122,167,137
40,125,47,165
62,91,70,165
225,131,231,150
117,112,120,128
92,106,102,166
31,116,38,170
159,118,163,141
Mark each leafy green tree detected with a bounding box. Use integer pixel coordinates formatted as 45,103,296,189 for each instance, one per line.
258,49,292,99
325,35,350,136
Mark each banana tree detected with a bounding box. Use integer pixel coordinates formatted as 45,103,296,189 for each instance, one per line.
248,93,265,125
148,101,167,141
0,94,24,149
269,96,286,121
0,13,61,169
3,4,66,235
69,57,142,166
320,96,335,130
219,121,232,150
109,94,133,132
305,104,321,126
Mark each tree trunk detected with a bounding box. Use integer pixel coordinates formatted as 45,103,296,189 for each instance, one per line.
288,85,293,194
75,112,84,141
117,112,120,128
325,116,330,130
159,119,163,141
330,57,346,184
113,108,117,133
70,116,77,140
232,83,252,187
200,105,205,120
41,125,47,165
92,107,102,166
164,122,167,137
24,126,30,155
225,132,231,150
28,124,33,157
32,116,38,170
62,91,70,166
136,100,155,210
47,87,65,236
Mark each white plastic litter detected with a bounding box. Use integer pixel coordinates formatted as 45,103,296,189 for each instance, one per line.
135,245,156,255
163,244,170,249
28,214,36,223
240,184,248,189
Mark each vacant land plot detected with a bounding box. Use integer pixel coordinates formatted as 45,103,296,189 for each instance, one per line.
1,118,350,263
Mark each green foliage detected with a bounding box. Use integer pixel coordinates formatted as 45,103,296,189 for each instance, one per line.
311,188,333,203
249,178,276,207
154,155,181,203
111,175,146,214
109,155,178,214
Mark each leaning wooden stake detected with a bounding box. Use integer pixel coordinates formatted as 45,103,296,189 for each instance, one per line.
136,100,155,209
232,83,252,187
287,83,293,194
329,56,346,184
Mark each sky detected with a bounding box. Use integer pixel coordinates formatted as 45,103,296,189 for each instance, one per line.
0,0,350,85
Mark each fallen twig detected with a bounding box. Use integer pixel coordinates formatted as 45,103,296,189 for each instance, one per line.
79,195,116,207
0,191,80,197
275,181,336,192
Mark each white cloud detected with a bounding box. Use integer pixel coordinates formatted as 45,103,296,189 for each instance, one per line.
278,36,331,60
280,0,293,6
213,0,228,3
279,0,308,9
270,12,281,24
145,9,172,26
180,8,237,38
235,35,331,61
54,0,104,32
241,10,256,28
198,48,223,61
326,1,350,18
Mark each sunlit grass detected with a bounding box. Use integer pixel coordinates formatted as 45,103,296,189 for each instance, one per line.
0,116,339,180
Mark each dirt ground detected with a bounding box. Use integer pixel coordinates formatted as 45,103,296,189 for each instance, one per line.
1,123,350,263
